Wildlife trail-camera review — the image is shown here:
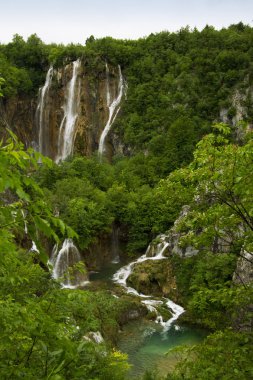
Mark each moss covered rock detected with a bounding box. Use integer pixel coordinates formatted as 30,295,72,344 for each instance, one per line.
127,259,178,300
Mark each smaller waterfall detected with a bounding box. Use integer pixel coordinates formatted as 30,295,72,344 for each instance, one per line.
113,235,184,330
145,234,169,258
111,225,120,263
50,243,58,265
51,239,89,289
36,66,54,155
113,235,169,296
30,241,39,253
56,59,81,163
164,299,185,329
21,209,28,234
98,64,124,156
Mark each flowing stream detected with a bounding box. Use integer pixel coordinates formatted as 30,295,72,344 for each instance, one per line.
113,234,185,329
56,59,81,163
98,64,124,156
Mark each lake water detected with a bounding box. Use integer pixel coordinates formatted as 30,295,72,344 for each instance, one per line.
90,261,207,379
117,319,206,378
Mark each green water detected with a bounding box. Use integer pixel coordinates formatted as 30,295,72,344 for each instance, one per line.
117,319,207,378
89,262,207,378
89,261,123,283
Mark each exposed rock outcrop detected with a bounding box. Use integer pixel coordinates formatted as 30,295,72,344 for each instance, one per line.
0,96,36,147
233,249,253,285
146,206,199,259
127,259,178,300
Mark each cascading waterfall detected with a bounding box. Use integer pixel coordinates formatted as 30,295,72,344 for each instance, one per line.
21,209,39,253
50,238,89,289
36,66,54,155
113,234,185,330
21,209,28,234
56,59,81,163
98,64,124,156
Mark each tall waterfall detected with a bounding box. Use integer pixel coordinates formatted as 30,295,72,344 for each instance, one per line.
98,64,124,156
56,59,81,163
105,63,111,107
50,239,89,289
113,235,185,330
36,66,54,155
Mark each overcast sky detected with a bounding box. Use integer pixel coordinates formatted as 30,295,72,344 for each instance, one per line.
1,0,253,44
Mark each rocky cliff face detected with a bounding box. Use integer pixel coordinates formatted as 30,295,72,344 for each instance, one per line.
0,59,126,161
233,249,253,285
0,96,36,148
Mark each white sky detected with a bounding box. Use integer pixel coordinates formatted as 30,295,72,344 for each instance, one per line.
1,0,253,44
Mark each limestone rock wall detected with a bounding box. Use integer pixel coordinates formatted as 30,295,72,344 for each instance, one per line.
0,96,36,148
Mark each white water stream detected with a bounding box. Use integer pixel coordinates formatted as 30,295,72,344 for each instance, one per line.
113,235,185,330
98,64,124,156
36,66,54,155
56,59,81,163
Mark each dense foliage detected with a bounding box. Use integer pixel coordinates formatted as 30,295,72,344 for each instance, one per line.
36,155,187,253
0,135,131,379
1,23,253,379
34,125,253,379
146,124,253,379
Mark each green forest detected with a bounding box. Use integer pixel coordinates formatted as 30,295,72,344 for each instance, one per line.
0,23,253,379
